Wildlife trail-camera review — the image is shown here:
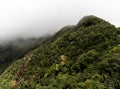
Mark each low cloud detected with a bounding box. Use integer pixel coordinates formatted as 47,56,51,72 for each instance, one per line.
0,0,120,42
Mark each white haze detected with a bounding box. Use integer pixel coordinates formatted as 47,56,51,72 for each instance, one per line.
0,0,120,41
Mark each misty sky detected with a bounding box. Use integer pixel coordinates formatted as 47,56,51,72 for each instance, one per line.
0,0,120,40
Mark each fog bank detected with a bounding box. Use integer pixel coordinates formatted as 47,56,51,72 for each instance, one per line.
0,0,120,41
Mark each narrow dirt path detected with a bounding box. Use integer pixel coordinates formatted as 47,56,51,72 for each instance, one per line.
11,53,35,89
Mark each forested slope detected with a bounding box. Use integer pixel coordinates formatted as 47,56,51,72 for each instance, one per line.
0,15,120,89
0,36,50,74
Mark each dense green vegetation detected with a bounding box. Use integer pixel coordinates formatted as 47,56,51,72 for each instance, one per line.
0,36,50,74
0,15,120,89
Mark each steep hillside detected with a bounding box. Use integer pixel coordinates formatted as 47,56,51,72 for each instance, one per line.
0,36,50,74
0,15,120,89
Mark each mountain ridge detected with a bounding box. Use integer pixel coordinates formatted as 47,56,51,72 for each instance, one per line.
0,15,120,89
0,36,51,74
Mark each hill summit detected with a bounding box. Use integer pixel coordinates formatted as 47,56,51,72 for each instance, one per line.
0,15,120,89
75,15,111,29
